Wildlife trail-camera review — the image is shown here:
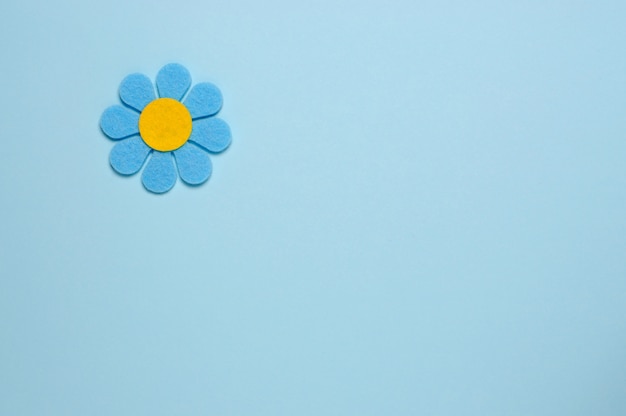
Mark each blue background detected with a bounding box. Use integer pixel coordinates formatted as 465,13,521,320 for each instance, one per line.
1,1,625,414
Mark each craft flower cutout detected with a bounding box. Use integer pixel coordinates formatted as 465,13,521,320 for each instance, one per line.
100,63,231,193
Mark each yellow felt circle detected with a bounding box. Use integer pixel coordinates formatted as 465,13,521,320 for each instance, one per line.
139,98,192,152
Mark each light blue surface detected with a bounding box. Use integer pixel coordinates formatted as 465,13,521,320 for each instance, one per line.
0,0,625,415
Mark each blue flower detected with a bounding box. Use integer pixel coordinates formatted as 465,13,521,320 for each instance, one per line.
100,63,231,194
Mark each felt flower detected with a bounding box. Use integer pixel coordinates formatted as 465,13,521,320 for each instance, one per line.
100,63,231,193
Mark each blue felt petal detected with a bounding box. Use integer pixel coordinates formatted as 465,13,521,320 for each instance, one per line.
141,151,177,194
119,73,156,112
183,82,223,119
189,118,232,153
173,143,212,185
156,63,191,100
100,105,140,139
109,137,152,175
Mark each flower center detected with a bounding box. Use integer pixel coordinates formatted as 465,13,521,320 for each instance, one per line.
139,98,192,152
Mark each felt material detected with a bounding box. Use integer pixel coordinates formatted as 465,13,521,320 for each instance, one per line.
119,73,156,112
141,151,177,194
109,137,152,175
138,98,192,151
189,117,232,153
100,105,140,139
184,82,223,119
101,63,231,193
173,143,212,185
156,63,191,100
